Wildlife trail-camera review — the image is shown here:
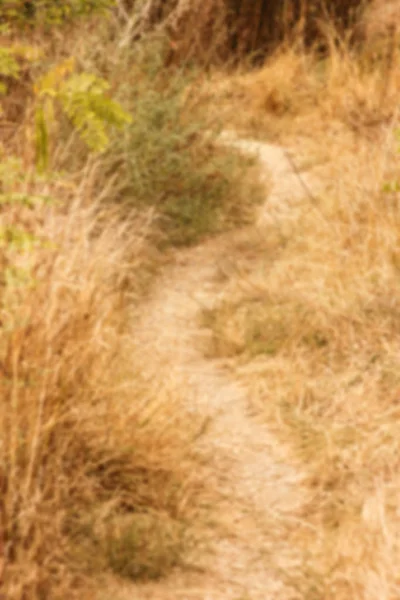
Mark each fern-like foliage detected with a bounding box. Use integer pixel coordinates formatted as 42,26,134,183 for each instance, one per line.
60,73,132,151
34,58,132,169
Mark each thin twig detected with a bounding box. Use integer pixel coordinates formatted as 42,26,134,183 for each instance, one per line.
283,148,320,205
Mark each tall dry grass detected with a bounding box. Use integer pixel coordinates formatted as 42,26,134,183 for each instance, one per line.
0,8,264,597
126,0,370,65
0,160,206,598
201,21,400,599
198,7,400,142
4,3,400,598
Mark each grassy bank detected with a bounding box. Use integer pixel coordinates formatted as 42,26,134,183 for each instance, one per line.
201,30,400,599
0,5,260,599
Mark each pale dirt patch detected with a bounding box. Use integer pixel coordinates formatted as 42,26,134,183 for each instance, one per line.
103,134,325,600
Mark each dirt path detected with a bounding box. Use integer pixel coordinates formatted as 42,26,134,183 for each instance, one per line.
114,134,320,600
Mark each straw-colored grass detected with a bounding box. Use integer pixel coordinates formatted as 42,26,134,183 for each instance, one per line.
201,26,400,599
198,12,400,143
4,2,400,598
0,6,264,595
0,15,238,600
0,160,209,599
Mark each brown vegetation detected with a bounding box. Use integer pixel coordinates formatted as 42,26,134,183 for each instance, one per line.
0,161,207,598
200,4,400,598
130,0,373,65
3,1,400,598
0,9,254,599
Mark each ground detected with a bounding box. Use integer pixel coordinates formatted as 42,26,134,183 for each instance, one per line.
101,133,330,600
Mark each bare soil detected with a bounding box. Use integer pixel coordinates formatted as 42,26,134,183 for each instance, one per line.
108,133,324,600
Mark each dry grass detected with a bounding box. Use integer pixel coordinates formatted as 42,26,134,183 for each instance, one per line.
5,3,400,599
0,158,207,599
204,137,400,598
200,20,400,599
128,0,369,65
0,16,223,597
197,11,400,143
0,7,266,597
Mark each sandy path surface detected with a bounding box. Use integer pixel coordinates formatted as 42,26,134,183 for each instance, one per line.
111,134,320,600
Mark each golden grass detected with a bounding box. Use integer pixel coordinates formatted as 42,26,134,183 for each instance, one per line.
5,4,400,598
197,16,400,144
0,157,207,598
201,33,400,599
0,12,262,598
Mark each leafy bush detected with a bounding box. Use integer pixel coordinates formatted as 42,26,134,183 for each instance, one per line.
106,44,260,246
0,0,113,27
34,57,131,169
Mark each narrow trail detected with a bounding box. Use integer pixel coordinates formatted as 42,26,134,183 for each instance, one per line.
118,134,321,600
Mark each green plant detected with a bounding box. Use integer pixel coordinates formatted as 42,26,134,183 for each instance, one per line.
104,512,186,580
0,157,52,303
0,0,114,27
0,42,41,98
108,49,260,246
34,57,132,170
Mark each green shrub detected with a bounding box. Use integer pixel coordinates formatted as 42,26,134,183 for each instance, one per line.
104,512,186,580
34,57,131,170
106,44,259,246
0,0,113,27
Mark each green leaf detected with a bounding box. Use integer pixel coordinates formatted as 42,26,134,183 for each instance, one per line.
382,181,400,193
0,226,38,251
35,105,49,171
5,266,35,289
0,193,52,207
0,156,25,188
59,72,132,152
0,47,20,78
